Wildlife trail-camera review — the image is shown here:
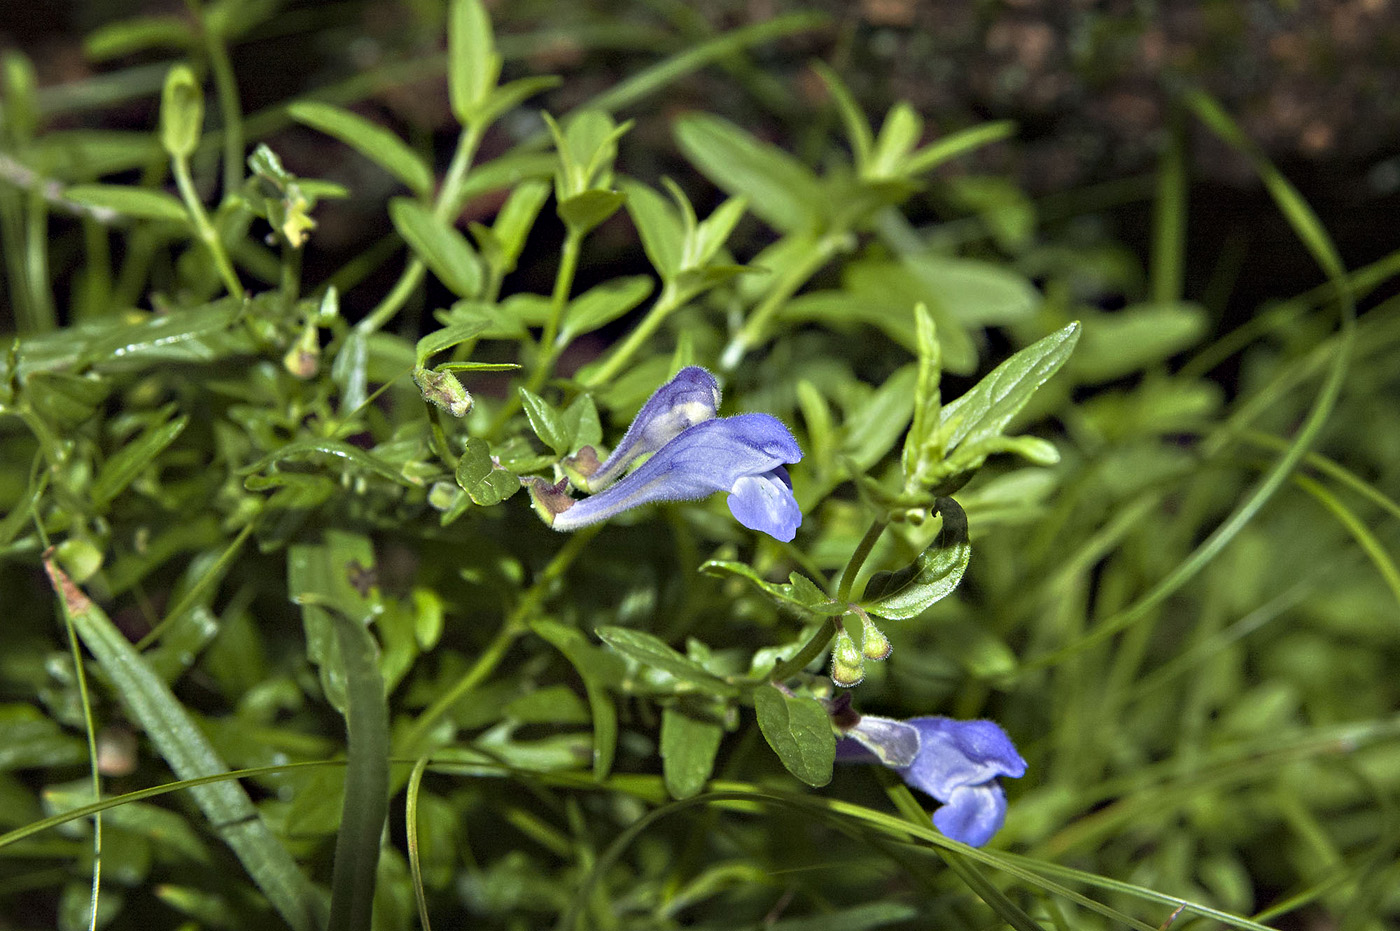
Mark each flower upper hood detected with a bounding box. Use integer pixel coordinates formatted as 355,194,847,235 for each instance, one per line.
531,367,804,541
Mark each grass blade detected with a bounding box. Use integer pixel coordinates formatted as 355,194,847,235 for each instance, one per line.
43,554,326,931
326,614,390,931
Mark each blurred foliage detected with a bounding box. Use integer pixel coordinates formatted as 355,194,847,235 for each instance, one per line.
2,1,1399,930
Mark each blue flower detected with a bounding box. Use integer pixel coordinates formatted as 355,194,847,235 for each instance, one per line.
565,366,721,493
530,367,803,541
837,715,1027,847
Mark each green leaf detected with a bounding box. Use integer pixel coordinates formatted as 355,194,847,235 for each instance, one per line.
531,620,622,779
24,371,111,428
661,705,723,799
869,103,923,177
690,195,748,269
85,15,194,60
90,413,188,509
862,497,971,620
621,180,683,280
244,439,417,488
453,153,556,205
901,304,942,478
564,111,629,191
0,704,85,770
812,63,872,170
289,101,434,196
843,364,917,472
415,318,490,368
288,532,379,715
558,189,626,235
30,131,162,179
447,0,502,126
518,388,570,455
902,121,1017,177
675,113,823,234
469,75,561,133
506,685,590,725
595,627,735,694
780,259,981,375
64,184,188,223
481,179,550,275
945,176,1036,250
752,684,834,787
159,65,202,159
901,254,1040,326
700,561,845,615
769,903,919,931
454,437,520,506
934,321,1081,456
46,559,325,931
1071,302,1209,384
560,393,602,451
388,197,483,298
558,276,653,345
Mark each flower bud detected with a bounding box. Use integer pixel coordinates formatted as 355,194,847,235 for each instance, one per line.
831,656,866,688
283,320,320,379
413,367,473,418
860,614,891,661
427,481,460,511
831,629,865,688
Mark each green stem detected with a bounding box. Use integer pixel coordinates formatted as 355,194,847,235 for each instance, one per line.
765,517,888,683
23,193,56,333
398,525,600,754
528,225,584,391
1149,106,1185,305
424,403,456,470
191,1,244,202
356,123,484,336
434,124,484,223
136,520,256,650
765,616,842,684
719,233,842,372
279,241,302,304
836,517,887,603
400,620,521,756
172,156,244,299
580,279,682,387
57,551,104,931
488,226,587,437
405,757,434,931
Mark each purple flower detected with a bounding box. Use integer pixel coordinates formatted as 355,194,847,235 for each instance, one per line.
566,366,722,493
838,715,1027,847
531,367,803,541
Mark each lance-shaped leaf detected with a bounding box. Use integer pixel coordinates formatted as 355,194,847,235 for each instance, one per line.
862,497,971,620
933,321,1080,458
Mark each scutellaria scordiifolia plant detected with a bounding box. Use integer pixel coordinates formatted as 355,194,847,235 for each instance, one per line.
0,0,1395,929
